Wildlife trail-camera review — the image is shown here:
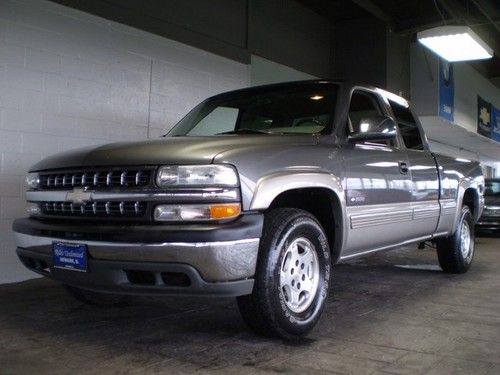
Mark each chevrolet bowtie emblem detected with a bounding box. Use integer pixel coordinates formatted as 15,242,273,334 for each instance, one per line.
66,187,92,204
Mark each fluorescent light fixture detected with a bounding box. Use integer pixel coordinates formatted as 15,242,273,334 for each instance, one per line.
310,95,324,100
417,26,493,62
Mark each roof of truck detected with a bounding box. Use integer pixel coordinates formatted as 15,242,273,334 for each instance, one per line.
210,79,410,108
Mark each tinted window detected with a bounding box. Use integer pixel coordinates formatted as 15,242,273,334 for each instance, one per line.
348,91,391,146
348,92,382,133
389,100,424,150
188,107,239,135
485,180,500,196
168,85,337,136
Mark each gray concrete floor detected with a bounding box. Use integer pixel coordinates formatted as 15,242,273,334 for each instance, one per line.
1,236,499,375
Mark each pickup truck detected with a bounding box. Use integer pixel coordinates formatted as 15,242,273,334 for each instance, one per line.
475,178,500,233
13,80,484,338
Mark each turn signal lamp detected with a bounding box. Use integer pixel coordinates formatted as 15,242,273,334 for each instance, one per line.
154,203,241,221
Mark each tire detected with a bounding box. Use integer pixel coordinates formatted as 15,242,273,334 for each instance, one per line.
237,208,331,339
63,285,127,307
436,206,475,274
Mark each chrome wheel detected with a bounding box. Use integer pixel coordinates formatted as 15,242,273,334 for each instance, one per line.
279,237,320,314
460,220,473,262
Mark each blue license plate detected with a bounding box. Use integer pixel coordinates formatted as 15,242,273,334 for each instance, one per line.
53,242,88,272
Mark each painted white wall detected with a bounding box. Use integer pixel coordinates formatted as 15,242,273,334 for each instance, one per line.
453,63,500,133
411,44,500,123
410,44,500,165
250,55,316,86
0,0,249,283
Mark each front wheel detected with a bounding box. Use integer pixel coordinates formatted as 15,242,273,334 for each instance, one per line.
436,206,475,274
237,208,331,339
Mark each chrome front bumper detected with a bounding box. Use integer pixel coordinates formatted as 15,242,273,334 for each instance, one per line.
15,232,259,282
13,214,263,296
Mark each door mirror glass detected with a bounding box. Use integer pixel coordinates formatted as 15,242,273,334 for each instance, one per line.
348,116,397,143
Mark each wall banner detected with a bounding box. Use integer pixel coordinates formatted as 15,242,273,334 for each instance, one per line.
477,95,492,137
439,60,454,122
492,105,500,142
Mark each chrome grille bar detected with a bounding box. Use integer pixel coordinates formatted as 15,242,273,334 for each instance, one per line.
27,188,239,203
39,168,152,189
40,201,147,217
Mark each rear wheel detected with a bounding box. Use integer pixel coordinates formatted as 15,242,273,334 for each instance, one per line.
237,208,331,339
63,285,126,307
436,206,475,274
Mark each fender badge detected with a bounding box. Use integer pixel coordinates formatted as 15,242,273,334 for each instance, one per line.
66,187,92,204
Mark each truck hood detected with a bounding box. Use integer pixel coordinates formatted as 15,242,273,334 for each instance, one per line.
30,135,319,171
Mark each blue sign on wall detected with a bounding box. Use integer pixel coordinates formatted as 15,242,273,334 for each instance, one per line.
492,105,500,142
477,95,492,137
439,60,454,122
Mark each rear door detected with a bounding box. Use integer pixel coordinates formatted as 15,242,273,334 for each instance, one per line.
387,99,440,238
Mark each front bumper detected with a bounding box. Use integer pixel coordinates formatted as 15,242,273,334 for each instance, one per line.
13,214,263,297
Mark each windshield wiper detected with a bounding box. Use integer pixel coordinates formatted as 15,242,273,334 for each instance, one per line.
216,128,273,135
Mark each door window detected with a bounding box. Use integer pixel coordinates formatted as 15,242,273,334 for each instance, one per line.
389,100,424,150
348,91,391,146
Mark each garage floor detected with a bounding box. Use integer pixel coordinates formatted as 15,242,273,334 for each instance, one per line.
1,236,499,375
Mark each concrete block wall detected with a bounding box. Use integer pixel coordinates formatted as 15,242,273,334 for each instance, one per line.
0,0,249,283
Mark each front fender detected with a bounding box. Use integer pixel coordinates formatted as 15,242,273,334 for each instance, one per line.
248,170,348,259
249,170,344,210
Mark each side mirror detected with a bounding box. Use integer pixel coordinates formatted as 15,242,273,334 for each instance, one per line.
348,116,397,143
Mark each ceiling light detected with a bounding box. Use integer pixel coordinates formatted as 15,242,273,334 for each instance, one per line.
310,95,323,100
417,26,493,62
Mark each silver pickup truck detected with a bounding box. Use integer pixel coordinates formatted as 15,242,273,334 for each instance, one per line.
13,80,484,338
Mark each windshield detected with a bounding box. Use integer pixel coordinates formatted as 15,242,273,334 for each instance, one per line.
485,180,500,196
167,84,338,136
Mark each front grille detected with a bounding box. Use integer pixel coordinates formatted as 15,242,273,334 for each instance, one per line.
40,201,147,217
39,168,152,189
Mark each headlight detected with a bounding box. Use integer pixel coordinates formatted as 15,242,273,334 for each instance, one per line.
154,203,241,221
156,165,238,187
26,173,40,189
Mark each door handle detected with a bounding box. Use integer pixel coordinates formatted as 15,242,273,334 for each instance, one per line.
399,161,409,174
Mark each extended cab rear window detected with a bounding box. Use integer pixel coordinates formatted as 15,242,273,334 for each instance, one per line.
389,100,424,150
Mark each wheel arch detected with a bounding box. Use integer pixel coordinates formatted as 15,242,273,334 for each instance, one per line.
462,188,480,219
456,177,483,224
249,172,347,263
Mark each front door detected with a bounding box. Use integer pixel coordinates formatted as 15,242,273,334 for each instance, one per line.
342,90,413,257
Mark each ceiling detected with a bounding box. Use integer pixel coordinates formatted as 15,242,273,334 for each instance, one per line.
299,0,500,87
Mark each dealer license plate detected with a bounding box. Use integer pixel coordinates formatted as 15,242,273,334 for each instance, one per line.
53,242,88,272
